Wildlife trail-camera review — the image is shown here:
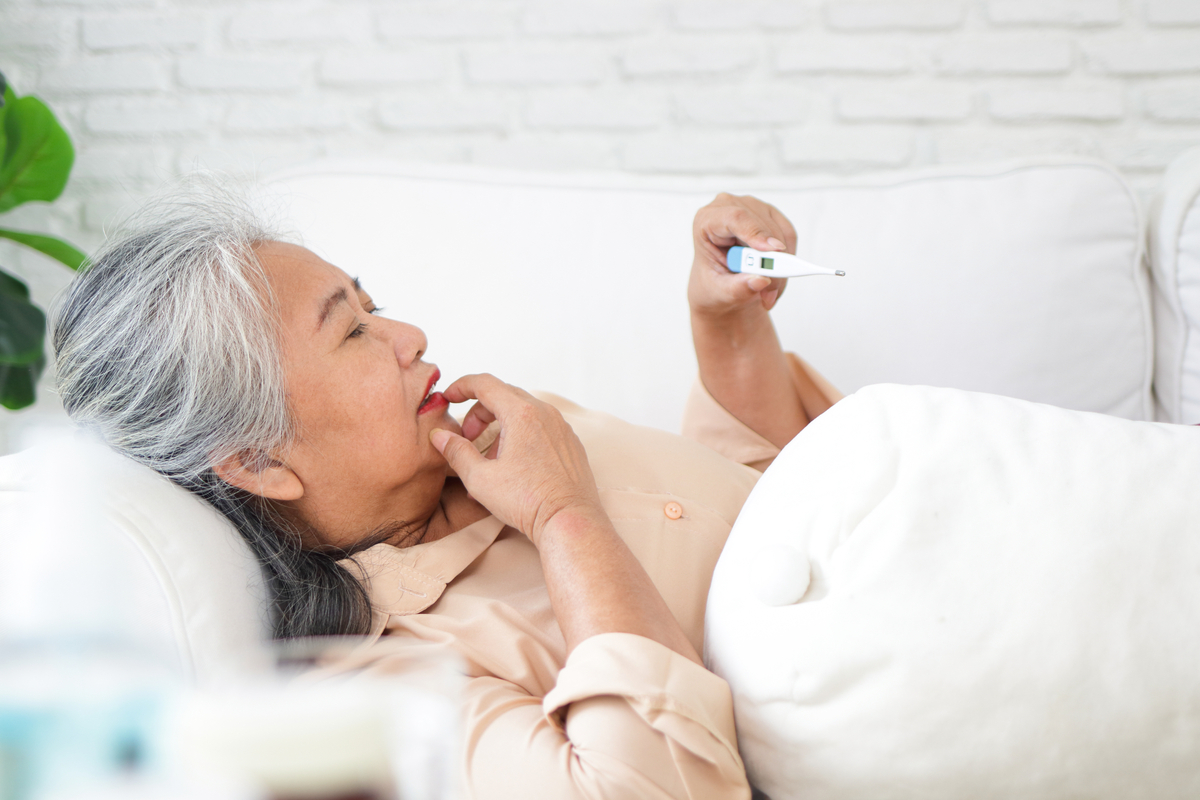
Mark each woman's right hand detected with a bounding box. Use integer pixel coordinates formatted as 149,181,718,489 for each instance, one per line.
429,373,604,547
433,375,703,665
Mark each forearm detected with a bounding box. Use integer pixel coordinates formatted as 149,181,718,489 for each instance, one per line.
691,306,808,449
536,507,702,666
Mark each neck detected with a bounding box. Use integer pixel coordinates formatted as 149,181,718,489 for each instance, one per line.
407,478,490,547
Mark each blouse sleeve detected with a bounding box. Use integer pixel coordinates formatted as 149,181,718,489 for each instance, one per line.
463,632,751,800
682,352,843,472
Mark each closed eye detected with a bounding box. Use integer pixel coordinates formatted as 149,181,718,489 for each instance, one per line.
347,321,369,340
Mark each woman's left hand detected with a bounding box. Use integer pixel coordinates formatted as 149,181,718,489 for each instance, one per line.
689,192,798,318
688,193,814,451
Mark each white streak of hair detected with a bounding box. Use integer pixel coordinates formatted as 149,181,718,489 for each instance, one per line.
51,179,293,485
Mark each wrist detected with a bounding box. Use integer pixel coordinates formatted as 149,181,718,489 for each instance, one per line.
690,303,774,345
534,503,613,548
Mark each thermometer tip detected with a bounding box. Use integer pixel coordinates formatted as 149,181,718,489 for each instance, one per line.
835,270,846,277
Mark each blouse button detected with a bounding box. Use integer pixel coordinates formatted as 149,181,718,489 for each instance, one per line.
664,502,683,520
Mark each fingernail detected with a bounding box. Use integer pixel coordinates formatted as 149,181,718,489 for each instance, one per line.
430,428,450,451
748,276,771,291
766,237,786,251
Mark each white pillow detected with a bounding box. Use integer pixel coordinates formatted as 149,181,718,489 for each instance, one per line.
705,384,1200,799
0,435,270,686
1150,144,1200,423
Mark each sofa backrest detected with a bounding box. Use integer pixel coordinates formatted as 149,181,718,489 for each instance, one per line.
1149,144,1200,424
0,434,271,686
257,156,1151,431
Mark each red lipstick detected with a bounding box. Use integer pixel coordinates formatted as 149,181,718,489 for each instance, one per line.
418,368,447,415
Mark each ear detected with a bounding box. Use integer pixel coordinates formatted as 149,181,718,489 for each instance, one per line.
213,451,304,502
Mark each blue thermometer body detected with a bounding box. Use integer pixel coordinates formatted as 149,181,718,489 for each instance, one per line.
727,247,845,278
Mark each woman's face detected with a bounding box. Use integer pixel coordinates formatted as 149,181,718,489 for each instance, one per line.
256,241,461,550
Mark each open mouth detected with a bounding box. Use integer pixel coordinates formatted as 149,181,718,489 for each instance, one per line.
418,369,446,415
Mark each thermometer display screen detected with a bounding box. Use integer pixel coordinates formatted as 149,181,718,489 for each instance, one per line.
761,257,774,270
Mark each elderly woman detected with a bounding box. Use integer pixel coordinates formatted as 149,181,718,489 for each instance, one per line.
50,189,839,799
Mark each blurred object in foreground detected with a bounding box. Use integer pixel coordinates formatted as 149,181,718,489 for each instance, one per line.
0,428,187,799
0,430,463,799
170,639,463,800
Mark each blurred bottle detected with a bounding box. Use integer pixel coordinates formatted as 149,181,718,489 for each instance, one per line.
170,639,463,800
0,430,184,800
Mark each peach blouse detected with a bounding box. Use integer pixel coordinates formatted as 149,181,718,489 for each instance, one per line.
337,355,840,800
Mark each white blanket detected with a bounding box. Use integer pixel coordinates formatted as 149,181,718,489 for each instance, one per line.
706,384,1200,799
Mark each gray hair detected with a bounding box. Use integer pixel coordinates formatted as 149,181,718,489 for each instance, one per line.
50,183,372,639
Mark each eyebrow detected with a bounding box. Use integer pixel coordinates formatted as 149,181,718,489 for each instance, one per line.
315,277,363,332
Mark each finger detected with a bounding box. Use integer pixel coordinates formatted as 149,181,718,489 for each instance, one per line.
708,270,771,303
771,276,788,307
442,373,536,418
430,428,486,481
698,237,731,271
698,232,767,276
708,274,772,309
444,373,539,405
734,196,793,252
765,205,798,253
441,372,500,403
697,205,780,254
726,196,791,252
460,401,496,442
706,265,770,294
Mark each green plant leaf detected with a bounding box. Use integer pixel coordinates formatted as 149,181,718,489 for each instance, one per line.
0,269,45,365
0,263,46,409
0,94,74,214
0,227,87,269
0,352,44,410
0,267,30,301
0,71,9,170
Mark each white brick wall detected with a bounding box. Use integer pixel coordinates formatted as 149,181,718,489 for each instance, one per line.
775,39,911,73
989,88,1126,120
987,0,1123,26
1,0,1197,244
1147,0,1200,25
4,0,1200,448
825,1,967,30
82,15,205,49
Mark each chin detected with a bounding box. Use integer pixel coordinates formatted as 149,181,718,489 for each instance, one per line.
421,409,461,440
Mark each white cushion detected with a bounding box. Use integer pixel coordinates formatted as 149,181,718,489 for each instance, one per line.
705,384,1200,799
257,156,1150,431
0,435,270,686
1150,145,1200,423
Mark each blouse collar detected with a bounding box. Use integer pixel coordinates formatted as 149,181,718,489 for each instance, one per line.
339,515,506,638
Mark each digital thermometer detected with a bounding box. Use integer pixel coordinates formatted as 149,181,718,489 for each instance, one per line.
727,247,845,278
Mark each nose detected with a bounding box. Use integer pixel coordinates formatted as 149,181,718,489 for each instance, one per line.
385,318,427,368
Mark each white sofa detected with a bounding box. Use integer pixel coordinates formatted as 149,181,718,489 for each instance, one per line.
4,150,1200,793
